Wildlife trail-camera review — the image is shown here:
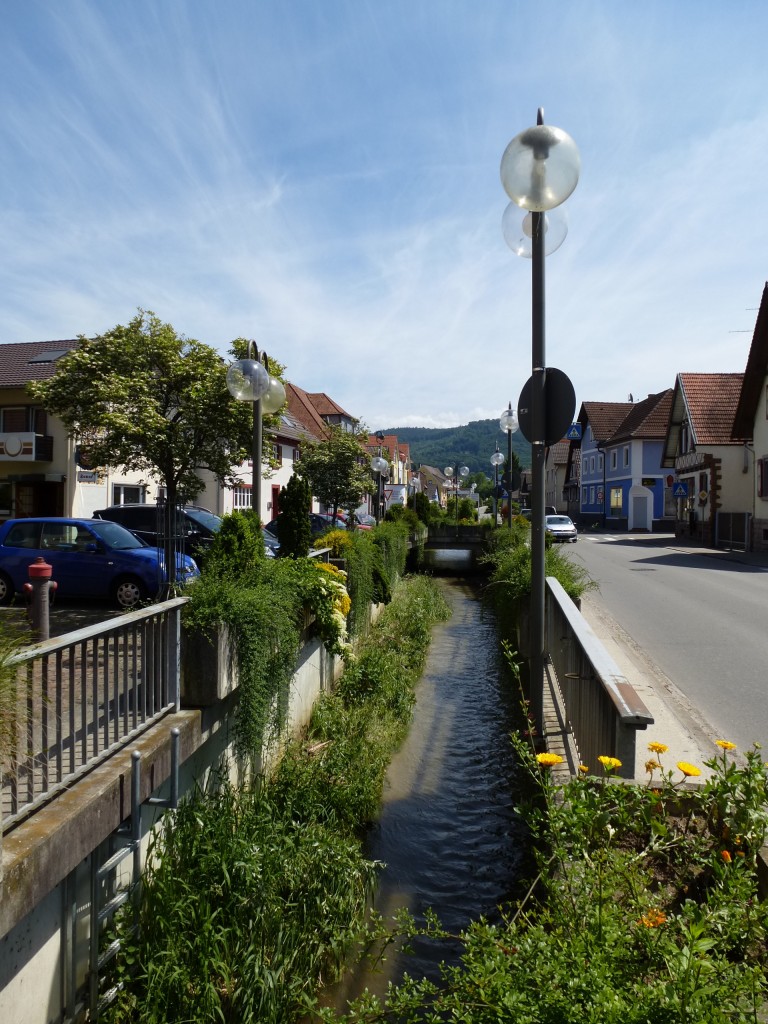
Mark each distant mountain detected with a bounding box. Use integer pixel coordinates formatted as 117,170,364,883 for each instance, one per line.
382,419,532,475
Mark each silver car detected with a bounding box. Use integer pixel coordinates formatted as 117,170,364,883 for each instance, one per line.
544,514,578,543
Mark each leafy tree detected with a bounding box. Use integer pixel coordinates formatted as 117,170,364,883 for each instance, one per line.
278,474,312,558
29,311,284,581
407,491,431,524
294,425,373,520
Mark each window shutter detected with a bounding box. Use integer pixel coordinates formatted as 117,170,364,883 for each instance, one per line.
759,459,764,498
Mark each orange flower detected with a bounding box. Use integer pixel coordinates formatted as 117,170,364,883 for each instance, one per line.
677,761,701,778
578,764,589,774
648,742,668,754
639,908,667,928
720,850,732,863
715,740,736,751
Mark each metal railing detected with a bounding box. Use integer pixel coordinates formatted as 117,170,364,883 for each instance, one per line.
1,598,184,834
545,577,653,778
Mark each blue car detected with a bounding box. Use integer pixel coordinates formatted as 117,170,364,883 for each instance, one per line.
0,517,200,610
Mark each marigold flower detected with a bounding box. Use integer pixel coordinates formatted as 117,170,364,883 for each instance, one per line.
638,908,667,928
720,850,732,863
578,764,589,774
715,740,736,751
536,752,564,768
648,742,668,754
677,761,701,778
597,755,622,771
645,759,661,774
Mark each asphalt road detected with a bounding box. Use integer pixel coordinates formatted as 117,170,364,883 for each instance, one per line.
573,532,768,752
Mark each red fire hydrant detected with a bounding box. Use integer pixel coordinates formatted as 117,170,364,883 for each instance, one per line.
23,557,57,641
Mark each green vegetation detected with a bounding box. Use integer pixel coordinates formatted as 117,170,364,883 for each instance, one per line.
295,424,375,519
384,418,531,474
319,724,768,1023
279,472,313,558
103,575,451,1024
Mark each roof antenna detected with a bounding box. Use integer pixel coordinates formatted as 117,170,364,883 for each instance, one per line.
628,393,634,402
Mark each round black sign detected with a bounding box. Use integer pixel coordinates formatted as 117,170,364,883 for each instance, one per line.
517,368,576,446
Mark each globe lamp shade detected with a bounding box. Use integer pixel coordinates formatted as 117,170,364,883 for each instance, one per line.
227,358,270,402
499,408,519,434
260,376,287,414
500,124,580,212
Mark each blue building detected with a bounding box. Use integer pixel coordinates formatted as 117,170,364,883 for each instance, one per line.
573,390,674,530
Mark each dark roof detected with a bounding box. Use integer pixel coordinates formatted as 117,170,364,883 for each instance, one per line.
305,392,353,419
609,389,673,443
285,382,329,440
578,401,634,441
0,339,80,387
732,281,768,439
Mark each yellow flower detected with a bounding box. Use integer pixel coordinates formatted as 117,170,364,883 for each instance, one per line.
715,740,736,751
645,759,662,774
677,761,701,778
648,742,668,754
578,764,589,774
536,752,564,768
638,908,667,928
597,755,622,771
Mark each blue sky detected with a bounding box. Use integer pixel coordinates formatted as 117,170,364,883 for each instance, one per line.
2,1,768,430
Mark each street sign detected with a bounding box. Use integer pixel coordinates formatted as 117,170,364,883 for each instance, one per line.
517,368,577,446
566,422,582,440
673,482,688,498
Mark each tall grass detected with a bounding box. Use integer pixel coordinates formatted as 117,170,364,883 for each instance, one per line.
103,575,450,1024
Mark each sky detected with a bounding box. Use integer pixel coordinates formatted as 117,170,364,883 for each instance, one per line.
2,1,768,431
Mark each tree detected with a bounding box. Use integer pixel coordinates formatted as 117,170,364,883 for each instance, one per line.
294,425,373,521
29,310,281,582
278,474,312,558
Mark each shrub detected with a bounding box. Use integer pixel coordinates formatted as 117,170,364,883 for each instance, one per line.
201,508,265,581
278,474,312,558
407,491,431,524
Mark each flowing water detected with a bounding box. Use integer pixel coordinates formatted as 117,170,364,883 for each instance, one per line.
329,575,529,1010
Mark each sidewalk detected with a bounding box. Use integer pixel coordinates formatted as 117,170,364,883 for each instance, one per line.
577,533,768,780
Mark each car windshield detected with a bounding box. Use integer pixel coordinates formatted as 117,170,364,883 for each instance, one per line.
546,516,572,526
88,520,147,550
185,508,222,532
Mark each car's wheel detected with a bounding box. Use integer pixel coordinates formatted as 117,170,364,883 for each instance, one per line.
0,571,14,606
111,575,147,610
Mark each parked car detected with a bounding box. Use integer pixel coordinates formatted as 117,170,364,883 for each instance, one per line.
93,504,222,565
263,512,346,542
334,511,373,530
0,517,200,609
544,514,578,543
519,506,557,520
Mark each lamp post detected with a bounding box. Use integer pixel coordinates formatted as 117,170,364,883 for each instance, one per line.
499,403,519,528
444,463,469,532
370,431,388,524
501,108,580,732
490,446,505,525
227,341,286,519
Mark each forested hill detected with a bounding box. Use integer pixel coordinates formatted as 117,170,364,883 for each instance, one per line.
382,419,532,474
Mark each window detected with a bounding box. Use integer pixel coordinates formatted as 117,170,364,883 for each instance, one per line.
587,426,593,441
590,486,595,504
0,482,11,516
112,484,145,505
598,453,603,471
758,458,768,499
0,406,45,432
623,446,629,467
582,486,588,504
610,487,623,515
590,456,595,473
231,484,251,509
610,450,617,470
272,442,283,466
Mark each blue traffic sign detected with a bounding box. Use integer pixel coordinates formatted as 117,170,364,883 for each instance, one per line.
565,423,582,440
672,481,688,498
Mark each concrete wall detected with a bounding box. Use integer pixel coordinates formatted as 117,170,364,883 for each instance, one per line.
0,621,347,1023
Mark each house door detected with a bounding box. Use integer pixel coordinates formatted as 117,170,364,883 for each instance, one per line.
271,485,280,517
15,482,64,518
631,494,650,531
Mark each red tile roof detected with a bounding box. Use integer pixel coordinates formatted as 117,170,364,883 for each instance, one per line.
610,389,673,443
285,382,328,441
579,401,634,441
679,373,744,445
305,392,352,418
0,339,80,387
547,440,570,465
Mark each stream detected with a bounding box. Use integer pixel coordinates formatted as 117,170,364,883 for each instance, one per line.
329,575,529,1009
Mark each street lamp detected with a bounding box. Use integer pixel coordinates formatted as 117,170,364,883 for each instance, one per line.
227,341,286,519
490,446,505,525
443,463,469,531
501,108,580,732
499,403,519,529
370,431,388,524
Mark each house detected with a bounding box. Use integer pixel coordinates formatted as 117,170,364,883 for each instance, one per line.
732,281,768,552
544,441,570,513
575,391,674,531
662,373,750,547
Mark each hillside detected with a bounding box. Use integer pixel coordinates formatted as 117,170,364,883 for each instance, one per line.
383,419,532,475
